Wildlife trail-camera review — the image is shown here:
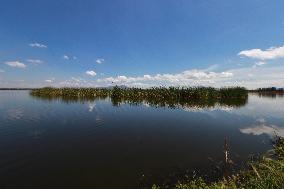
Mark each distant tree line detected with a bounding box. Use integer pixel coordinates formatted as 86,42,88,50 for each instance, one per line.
0,88,36,90
255,87,284,92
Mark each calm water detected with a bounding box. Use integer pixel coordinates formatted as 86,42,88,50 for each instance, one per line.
0,91,284,188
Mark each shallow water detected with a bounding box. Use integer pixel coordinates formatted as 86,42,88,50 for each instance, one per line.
0,90,283,188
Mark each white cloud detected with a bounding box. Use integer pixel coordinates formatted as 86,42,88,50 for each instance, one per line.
86,70,97,77
255,61,266,66
45,78,55,83
5,61,26,68
29,42,47,48
252,61,266,68
27,59,43,65
97,69,233,86
27,64,284,89
238,45,284,60
63,54,77,60
0,69,4,73
96,58,105,64
63,55,70,60
225,65,284,89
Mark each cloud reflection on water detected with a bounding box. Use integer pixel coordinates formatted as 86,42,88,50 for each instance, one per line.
240,118,284,138
88,102,96,112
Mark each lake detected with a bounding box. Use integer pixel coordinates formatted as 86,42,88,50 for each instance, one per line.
0,90,283,188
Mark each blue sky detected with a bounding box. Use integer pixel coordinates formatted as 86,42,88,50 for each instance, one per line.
1,0,284,89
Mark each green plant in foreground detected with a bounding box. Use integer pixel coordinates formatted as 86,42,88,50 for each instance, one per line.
152,137,284,189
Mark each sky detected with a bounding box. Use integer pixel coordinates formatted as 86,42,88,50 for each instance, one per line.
1,0,284,89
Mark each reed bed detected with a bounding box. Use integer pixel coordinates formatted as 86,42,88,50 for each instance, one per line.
30,87,111,98
30,86,248,108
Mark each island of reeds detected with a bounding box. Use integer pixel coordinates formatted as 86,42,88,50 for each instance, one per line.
30,86,248,108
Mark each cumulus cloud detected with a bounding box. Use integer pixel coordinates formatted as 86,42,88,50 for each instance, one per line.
96,58,105,64
29,42,47,48
97,69,233,86
240,118,284,138
63,55,70,60
63,54,77,60
33,65,284,89
5,61,26,68
94,64,284,89
238,45,284,60
27,59,43,65
86,70,97,77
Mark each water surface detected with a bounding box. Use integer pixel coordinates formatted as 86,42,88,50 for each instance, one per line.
0,91,283,188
